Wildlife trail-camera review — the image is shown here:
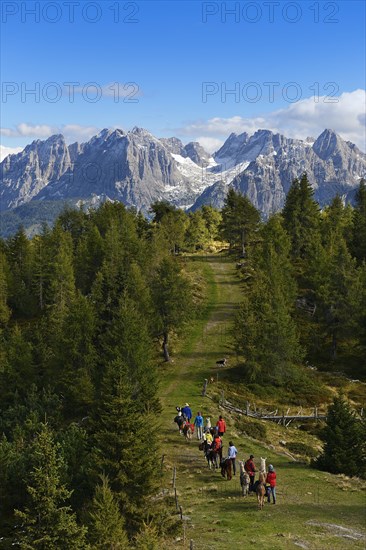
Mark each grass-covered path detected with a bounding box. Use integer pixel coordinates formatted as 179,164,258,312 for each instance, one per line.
158,254,366,550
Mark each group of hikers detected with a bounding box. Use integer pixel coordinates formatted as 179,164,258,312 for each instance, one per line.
173,405,277,504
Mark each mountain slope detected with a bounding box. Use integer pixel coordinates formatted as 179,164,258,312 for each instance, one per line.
1,127,365,225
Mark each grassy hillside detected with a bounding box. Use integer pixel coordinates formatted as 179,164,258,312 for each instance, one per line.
158,254,366,549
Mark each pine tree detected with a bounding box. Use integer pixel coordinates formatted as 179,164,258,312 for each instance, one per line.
322,195,353,247
87,474,128,549
1,325,34,402
51,292,97,415
184,211,210,251
93,359,159,529
0,251,11,326
15,423,89,549
220,188,260,256
316,395,365,478
309,236,362,359
351,179,366,263
75,224,104,294
48,227,76,314
201,205,222,242
151,257,192,361
282,173,321,260
100,294,159,411
32,229,53,311
6,227,36,316
234,215,302,382
156,210,188,255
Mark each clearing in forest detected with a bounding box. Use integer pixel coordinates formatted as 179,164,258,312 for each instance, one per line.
159,254,366,550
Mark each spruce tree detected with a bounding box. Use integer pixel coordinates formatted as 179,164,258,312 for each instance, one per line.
100,294,159,411
75,224,104,294
309,236,362,359
316,395,365,478
351,179,366,263
234,215,302,382
282,173,321,260
201,205,222,242
50,229,76,310
151,257,192,361
185,211,210,251
51,292,97,415
93,358,159,529
6,227,36,316
0,251,11,326
87,474,128,549
15,423,89,549
220,188,260,256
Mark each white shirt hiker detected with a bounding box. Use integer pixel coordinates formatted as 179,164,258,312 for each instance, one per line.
228,445,238,459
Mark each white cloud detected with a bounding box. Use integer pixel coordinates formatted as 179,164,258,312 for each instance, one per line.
1,123,100,144
195,136,225,154
179,89,366,152
0,145,23,162
62,125,100,141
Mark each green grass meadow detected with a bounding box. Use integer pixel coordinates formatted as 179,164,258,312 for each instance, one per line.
158,254,366,550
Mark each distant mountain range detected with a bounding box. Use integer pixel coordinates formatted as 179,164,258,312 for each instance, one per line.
1,127,365,236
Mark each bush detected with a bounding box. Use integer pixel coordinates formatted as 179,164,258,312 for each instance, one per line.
236,417,267,441
286,441,319,458
298,421,325,438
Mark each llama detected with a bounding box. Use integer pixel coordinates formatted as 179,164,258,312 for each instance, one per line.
260,457,267,478
239,461,250,496
256,472,266,510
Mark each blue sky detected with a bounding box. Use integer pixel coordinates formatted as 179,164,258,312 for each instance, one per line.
1,0,365,158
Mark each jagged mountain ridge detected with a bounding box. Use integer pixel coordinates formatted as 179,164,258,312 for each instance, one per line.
1,127,365,220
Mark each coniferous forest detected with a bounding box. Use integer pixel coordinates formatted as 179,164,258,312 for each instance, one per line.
0,176,365,546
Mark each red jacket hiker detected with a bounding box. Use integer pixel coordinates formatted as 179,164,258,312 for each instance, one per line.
244,457,256,475
213,436,222,452
216,417,226,434
266,471,276,487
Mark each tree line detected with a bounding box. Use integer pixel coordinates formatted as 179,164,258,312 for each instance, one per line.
221,176,366,478
223,176,366,389
0,178,365,543
0,202,221,547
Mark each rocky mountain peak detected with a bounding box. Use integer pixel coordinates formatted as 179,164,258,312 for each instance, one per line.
214,131,249,166
159,137,185,155
313,129,343,160
1,127,365,225
184,141,211,167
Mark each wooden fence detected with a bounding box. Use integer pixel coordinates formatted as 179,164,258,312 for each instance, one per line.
216,392,327,427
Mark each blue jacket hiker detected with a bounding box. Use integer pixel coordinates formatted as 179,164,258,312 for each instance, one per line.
181,403,192,422
194,412,204,440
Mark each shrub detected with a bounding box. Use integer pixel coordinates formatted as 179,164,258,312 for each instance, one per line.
236,417,267,441
286,441,319,458
298,421,325,437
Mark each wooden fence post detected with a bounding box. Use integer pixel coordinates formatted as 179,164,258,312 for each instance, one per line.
246,401,249,416
202,378,208,397
172,466,176,489
190,540,194,549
